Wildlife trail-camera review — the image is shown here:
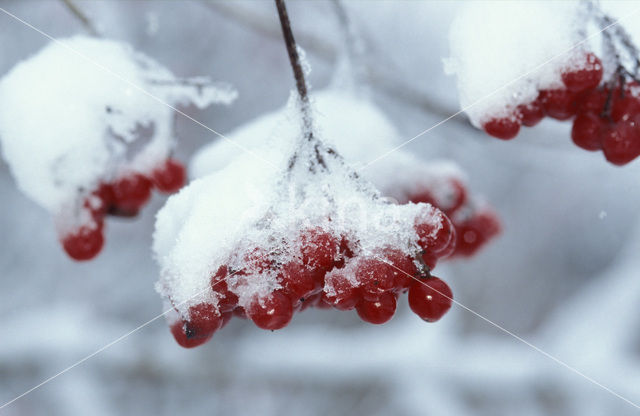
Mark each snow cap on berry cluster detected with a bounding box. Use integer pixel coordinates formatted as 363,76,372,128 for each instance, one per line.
445,1,586,126
191,89,467,197
0,36,236,218
153,94,444,317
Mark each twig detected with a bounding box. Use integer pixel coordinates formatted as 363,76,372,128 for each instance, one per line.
201,1,467,128
60,0,99,36
276,0,332,171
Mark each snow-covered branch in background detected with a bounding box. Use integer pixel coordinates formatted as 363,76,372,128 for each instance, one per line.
447,1,640,166
0,36,236,261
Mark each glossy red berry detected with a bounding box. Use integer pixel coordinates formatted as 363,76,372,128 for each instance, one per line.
151,158,186,194
611,96,640,123
577,88,608,115
300,228,339,271
184,303,223,337
109,173,152,216
322,270,359,311
415,212,454,255
483,116,520,140
561,53,603,92
383,249,418,290
356,291,397,324
280,261,318,301
571,113,604,151
602,122,640,166
170,321,212,348
453,210,501,257
540,89,577,120
357,258,396,301
84,183,114,218
61,223,104,261
517,99,545,127
247,291,293,330
408,276,453,322
210,266,239,312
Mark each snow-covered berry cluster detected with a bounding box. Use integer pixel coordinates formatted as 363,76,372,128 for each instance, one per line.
192,90,501,263
166,212,455,349
155,92,466,348
156,90,501,348
571,79,640,165
482,52,603,140
0,36,236,261
61,158,185,260
447,1,640,166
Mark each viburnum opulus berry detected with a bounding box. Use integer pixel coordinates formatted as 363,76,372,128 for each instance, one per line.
58,158,187,261
247,291,294,330
61,222,105,261
408,276,453,322
151,158,186,194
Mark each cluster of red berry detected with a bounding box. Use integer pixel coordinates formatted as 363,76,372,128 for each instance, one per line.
396,177,501,265
60,158,185,261
480,52,640,164
169,205,456,348
571,79,640,165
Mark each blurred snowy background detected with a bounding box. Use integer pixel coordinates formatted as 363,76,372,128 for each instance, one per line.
1,1,640,415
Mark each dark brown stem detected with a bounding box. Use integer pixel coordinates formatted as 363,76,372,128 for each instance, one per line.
275,0,313,138
61,0,99,36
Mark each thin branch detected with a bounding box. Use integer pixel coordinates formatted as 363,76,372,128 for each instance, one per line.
60,0,99,36
201,1,468,129
275,0,313,139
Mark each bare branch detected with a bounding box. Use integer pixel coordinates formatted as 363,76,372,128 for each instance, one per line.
60,0,99,36
201,1,468,129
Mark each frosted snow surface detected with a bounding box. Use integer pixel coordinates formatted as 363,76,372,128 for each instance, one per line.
191,89,467,205
154,94,446,317
0,36,236,218
446,1,586,126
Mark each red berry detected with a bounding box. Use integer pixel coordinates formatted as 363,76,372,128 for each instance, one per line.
170,321,212,348
322,270,359,310
151,158,186,194
383,249,418,290
109,174,152,216
300,228,339,271
540,89,578,120
421,252,438,270
356,292,397,324
357,257,396,301
453,210,501,257
280,261,319,301
577,88,608,115
483,116,520,140
184,303,223,338
602,122,640,166
517,99,545,127
61,222,104,261
408,276,453,322
84,183,114,218
210,266,238,312
415,211,454,255
571,113,605,151
611,96,640,123
247,291,293,330
561,53,603,92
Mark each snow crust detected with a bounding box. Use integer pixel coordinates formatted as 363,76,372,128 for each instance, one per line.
191,90,467,202
0,36,236,219
154,93,445,316
446,1,584,126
